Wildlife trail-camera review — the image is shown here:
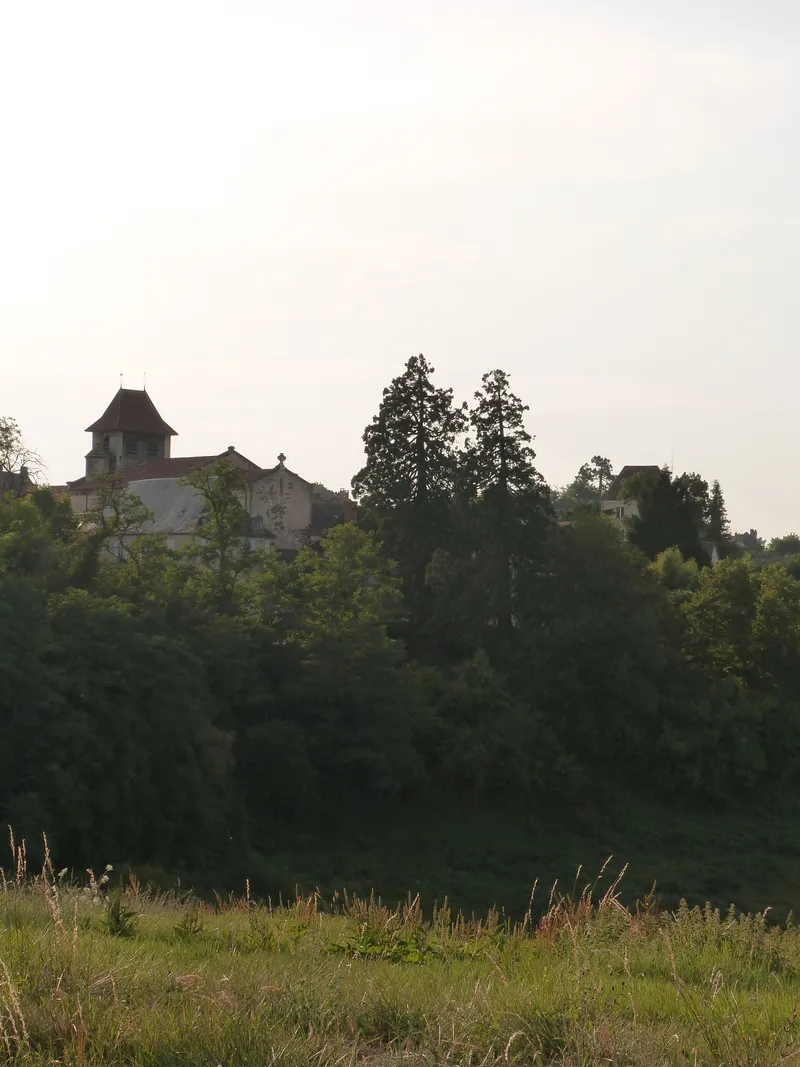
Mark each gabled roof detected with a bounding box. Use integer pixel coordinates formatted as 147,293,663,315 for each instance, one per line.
605,465,661,500
67,450,262,492
253,463,313,488
121,456,217,482
86,388,178,436
123,449,260,483
66,458,212,493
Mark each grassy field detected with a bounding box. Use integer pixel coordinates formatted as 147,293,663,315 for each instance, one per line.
4,842,800,1065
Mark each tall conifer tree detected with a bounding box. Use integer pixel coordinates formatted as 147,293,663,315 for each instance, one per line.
464,369,549,634
352,354,467,632
352,354,466,508
706,480,735,557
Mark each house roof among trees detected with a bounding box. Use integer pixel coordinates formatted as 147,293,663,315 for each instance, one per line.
0,470,31,498
605,465,661,500
85,389,178,437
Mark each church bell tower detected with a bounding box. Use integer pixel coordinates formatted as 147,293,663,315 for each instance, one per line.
83,387,178,478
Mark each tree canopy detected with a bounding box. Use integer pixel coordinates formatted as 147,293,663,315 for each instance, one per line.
0,397,793,893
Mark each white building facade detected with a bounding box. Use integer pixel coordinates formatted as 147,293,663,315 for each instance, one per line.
67,388,323,552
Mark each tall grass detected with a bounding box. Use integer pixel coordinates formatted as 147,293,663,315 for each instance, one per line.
1,832,799,1065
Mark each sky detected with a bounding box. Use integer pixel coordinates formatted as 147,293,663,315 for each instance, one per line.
2,0,799,537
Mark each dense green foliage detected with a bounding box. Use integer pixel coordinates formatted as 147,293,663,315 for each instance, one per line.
2,366,800,908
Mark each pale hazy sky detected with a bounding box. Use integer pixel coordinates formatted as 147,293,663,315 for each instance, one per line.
2,1,798,536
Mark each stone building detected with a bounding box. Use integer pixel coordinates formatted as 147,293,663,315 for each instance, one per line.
67,387,352,552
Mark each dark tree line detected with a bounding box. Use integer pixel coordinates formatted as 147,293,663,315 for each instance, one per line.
0,374,799,885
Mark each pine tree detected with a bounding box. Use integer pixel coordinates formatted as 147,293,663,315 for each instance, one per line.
467,370,542,498
351,354,467,636
465,369,549,634
352,354,466,508
706,480,735,557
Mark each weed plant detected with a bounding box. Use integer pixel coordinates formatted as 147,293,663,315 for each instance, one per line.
101,889,138,938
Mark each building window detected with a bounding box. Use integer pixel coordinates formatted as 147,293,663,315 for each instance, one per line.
147,440,159,457
102,435,110,454
126,439,137,457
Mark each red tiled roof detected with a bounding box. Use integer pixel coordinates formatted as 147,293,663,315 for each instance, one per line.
121,456,216,482
66,456,214,491
124,449,261,482
85,389,178,436
68,450,265,492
